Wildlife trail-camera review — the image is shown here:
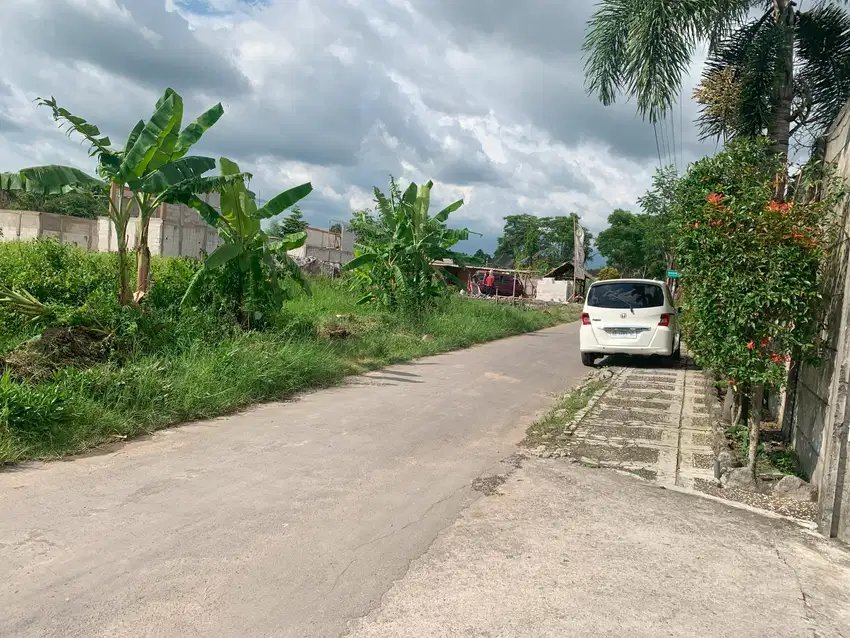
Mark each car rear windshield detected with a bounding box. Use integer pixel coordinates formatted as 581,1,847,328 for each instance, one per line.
587,282,665,309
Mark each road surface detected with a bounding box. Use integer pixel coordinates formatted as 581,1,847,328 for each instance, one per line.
1,322,586,637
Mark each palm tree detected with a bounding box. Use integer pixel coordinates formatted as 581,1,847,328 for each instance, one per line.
583,0,850,163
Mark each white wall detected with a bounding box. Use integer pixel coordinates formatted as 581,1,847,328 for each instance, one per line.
535,277,575,303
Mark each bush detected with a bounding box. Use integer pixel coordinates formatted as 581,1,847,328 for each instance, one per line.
596,266,621,280
0,239,580,462
673,137,843,388
0,372,68,443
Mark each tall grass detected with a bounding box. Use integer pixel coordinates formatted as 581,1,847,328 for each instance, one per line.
0,241,579,462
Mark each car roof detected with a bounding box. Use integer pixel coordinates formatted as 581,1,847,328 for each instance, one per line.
589,278,665,286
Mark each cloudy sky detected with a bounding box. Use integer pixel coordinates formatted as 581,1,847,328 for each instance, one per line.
0,0,714,256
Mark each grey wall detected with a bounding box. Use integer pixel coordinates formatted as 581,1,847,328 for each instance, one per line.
792,101,850,542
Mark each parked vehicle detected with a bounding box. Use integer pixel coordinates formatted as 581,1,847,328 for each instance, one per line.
579,278,681,367
469,271,524,297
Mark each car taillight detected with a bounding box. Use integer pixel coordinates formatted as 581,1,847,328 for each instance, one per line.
659,313,671,327
581,313,591,326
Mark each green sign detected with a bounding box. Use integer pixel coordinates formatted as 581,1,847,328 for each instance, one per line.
666,270,681,279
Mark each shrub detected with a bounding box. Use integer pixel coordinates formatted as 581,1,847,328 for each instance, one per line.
596,266,621,280
0,372,68,443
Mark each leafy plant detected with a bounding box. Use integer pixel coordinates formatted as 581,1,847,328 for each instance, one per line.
12,89,237,305
494,214,592,271
673,137,845,475
268,205,308,237
0,372,68,442
596,266,621,281
345,177,473,310
179,158,313,326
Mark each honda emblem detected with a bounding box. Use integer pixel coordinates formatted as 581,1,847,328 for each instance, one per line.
620,313,627,319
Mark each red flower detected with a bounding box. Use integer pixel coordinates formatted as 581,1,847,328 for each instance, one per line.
747,340,755,350
771,354,783,363
706,192,723,207
728,379,736,385
761,337,771,347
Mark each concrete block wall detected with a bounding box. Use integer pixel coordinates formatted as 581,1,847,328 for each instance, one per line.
1,210,98,249
535,277,574,304
792,99,850,542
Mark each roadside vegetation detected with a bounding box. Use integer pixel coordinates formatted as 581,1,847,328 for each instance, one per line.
0,88,582,464
0,240,578,464
524,377,607,449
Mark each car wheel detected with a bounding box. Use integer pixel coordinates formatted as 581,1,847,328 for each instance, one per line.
668,341,681,364
581,352,597,367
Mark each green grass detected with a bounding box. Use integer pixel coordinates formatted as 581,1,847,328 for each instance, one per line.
523,378,607,448
724,422,804,478
0,244,580,463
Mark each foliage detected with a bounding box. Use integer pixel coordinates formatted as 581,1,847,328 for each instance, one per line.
268,205,308,237
693,67,743,143
494,214,593,270
596,168,679,280
179,158,312,326
0,372,68,444
329,222,343,234
595,209,666,278
472,249,492,265
0,258,579,462
345,177,472,310
596,266,621,281
22,89,234,304
673,137,843,389
0,185,107,219
583,0,850,157
638,165,679,270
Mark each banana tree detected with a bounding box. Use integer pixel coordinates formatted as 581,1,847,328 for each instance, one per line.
345,178,473,309
29,89,232,304
179,158,313,325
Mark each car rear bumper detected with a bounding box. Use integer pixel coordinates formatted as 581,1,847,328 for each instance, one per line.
579,325,676,356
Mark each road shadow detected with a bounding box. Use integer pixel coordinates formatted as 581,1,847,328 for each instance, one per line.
597,354,700,371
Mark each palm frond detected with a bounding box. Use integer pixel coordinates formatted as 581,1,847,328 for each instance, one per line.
584,0,755,122
796,4,850,137
699,12,780,140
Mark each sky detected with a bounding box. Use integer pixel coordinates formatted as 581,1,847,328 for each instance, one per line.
0,0,715,257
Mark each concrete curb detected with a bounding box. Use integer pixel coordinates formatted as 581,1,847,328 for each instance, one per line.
563,367,626,437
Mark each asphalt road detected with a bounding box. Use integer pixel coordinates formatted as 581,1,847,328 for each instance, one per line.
1,322,586,637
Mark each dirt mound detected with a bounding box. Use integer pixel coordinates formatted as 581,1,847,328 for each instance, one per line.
3,326,110,381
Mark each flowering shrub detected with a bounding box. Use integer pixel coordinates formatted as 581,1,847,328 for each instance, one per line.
673,137,843,389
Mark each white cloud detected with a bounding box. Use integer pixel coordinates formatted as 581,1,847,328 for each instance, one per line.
0,0,715,255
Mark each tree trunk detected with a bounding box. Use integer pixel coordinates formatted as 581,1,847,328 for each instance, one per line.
722,387,735,423
748,385,764,479
116,236,132,307
770,0,795,174
135,216,152,299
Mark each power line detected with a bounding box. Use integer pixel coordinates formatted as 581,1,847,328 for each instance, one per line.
670,109,679,173
658,113,670,168
653,121,663,170
679,88,684,174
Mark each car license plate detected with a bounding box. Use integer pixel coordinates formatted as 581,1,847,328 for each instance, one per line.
607,327,638,337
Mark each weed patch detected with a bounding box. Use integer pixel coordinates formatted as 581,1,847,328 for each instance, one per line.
524,378,607,448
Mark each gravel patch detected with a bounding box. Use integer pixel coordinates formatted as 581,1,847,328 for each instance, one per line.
691,433,713,447
581,426,664,441
597,409,676,424
694,479,817,521
692,453,715,469
599,399,672,411
565,442,659,464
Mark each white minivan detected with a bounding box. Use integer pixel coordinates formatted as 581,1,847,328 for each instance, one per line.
579,278,681,367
